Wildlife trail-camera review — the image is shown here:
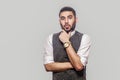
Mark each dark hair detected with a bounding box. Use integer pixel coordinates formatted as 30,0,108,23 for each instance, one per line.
59,6,76,17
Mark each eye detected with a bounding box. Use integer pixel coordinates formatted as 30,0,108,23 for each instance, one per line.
60,16,65,20
68,15,72,19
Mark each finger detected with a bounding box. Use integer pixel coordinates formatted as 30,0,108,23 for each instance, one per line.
62,29,66,32
61,29,67,34
61,30,64,33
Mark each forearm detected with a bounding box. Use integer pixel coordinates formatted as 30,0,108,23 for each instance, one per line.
66,44,84,71
58,30,84,71
44,62,73,72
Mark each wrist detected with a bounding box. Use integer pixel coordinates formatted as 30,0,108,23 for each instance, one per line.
63,41,71,48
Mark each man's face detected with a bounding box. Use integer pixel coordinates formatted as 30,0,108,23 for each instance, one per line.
59,11,76,33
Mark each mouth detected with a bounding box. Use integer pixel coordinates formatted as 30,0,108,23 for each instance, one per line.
60,23,73,33
64,25,70,30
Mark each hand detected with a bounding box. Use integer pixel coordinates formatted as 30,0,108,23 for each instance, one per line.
59,30,71,43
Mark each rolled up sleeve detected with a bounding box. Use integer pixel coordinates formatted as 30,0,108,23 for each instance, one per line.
43,34,54,64
77,34,91,66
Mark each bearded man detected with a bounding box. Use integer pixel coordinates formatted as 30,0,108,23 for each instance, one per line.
43,6,91,80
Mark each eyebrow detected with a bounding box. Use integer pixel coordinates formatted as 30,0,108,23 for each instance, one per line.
68,15,72,17
60,15,73,18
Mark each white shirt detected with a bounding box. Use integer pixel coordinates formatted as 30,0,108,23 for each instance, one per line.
43,30,91,66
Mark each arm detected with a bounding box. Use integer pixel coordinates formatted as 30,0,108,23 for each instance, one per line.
44,62,73,72
59,30,91,71
43,34,73,72
65,44,84,71
59,30,83,71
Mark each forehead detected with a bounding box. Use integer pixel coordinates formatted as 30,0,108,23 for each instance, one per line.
60,11,74,17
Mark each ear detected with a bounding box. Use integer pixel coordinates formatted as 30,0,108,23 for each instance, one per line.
59,18,61,22
75,17,78,23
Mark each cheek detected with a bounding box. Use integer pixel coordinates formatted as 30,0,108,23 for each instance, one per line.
70,19,75,24
69,21,74,26
60,21,65,25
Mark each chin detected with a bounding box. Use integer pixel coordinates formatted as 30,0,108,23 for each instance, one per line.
65,30,71,33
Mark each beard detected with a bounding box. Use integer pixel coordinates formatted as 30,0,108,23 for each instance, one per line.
60,21,76,33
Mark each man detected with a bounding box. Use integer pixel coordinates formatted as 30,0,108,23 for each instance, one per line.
44,6,91,80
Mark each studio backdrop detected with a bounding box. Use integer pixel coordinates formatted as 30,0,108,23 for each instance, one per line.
0,0,120,80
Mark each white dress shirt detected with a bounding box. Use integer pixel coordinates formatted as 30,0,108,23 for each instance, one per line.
44,30,91,66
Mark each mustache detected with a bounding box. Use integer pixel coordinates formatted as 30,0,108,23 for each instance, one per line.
60,21,76,33
64,23,71,27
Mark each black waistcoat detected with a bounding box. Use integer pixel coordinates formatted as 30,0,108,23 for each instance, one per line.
53,31,86,80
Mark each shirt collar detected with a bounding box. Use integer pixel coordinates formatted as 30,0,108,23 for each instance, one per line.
71,30,76,37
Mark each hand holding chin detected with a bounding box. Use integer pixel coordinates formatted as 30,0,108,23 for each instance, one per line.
59,29,71,43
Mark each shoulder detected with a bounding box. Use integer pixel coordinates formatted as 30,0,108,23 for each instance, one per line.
81,33,91,45
82,34,91,40
46,32,60,42
47,33,53,40
53,31,61,36
76,31,90,40
45,33,54,44
76,30,91,44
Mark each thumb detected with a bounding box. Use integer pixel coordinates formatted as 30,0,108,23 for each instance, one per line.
62,29,66,32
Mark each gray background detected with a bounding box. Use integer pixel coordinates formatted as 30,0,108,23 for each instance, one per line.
0,0,120,80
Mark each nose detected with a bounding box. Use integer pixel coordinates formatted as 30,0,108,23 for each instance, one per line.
65,18,68,23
